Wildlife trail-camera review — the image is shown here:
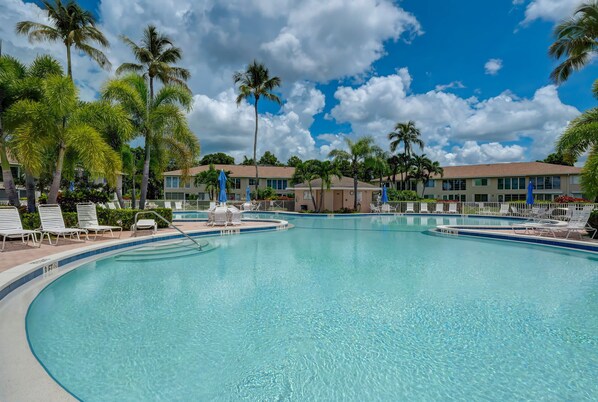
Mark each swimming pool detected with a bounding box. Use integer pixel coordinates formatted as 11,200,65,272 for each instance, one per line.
26,215,598,400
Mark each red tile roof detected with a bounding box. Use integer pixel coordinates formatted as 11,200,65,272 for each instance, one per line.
164,164,295,178
434,162,581,179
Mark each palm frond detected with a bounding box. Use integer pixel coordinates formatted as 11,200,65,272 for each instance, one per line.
74,42,111,70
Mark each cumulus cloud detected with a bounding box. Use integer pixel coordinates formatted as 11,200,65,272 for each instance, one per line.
516,0,583,24
435,81,465,91
329,69,579,165
484,58,503,75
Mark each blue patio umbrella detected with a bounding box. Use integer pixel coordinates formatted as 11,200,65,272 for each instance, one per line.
526,180,534,205
381,185,388,204
218,170,228,204
69,182,75,191
246,185,251,202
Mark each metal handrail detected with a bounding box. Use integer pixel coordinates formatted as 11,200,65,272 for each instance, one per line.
134,210,203,250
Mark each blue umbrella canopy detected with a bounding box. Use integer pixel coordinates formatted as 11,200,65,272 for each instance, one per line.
526,180,534,205
218,170,228,204
381,185,388,204
246,185,251,202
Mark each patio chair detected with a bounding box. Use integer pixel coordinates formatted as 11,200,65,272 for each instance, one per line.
381,204,395,213
174,202,183,211
212,206,228,226
419,203,430,213
509,204,520,216
405,203,415,213
38,204,88,245
76,203,122,240
448,203,458,214
164,201,172,209
228,206,243,225
0,206,41,251
499,204,510,215
434,203,444,213
131,219,157,235
538,209,596,239
370,203,381,213
478,203,491,215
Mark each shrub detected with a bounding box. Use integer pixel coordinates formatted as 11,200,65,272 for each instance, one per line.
39,189,112,212
554,195,591,203
387,189,420,201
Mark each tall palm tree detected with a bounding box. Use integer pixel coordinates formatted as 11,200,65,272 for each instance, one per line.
116,25,190,100
366,146,390,187
387,154,400,185
329,136,375,210
233,61,281,194
315,160,342,212
556,107,598,199
16,0,110,79
388,121,425,157
5,74,128,203
102,74,199,209
411,154,444,197
548,1,598,83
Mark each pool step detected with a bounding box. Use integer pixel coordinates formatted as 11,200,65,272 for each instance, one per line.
115,240,218,262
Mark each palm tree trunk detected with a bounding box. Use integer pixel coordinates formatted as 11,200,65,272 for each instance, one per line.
66,43,72,79
115,174,125,208
25,169,36,212
48,143,66,204
318,184,324,212
353,169,358,211
253,100,259,196
131,174,137,209
308,183,317,211
139,135,151,210
0,141,20,207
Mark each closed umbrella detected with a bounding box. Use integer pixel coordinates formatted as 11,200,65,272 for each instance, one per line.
526,180,534,205
218,170,227,205
246,185,251,202
381,185,388,204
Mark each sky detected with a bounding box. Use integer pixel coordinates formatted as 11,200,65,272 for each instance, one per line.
1,0,595,166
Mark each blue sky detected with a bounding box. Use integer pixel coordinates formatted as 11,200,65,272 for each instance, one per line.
5,0,594,165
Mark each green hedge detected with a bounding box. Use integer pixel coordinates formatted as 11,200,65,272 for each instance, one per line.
19,208,172,230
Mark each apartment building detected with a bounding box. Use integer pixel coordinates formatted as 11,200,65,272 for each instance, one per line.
0,159,25,202
414,162,583,202
163,164,296,201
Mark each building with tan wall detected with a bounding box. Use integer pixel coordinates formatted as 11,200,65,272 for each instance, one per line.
292,177,378,212
409,162,583,202
163,164,296,201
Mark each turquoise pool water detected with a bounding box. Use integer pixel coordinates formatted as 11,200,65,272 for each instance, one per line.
27,215,598,400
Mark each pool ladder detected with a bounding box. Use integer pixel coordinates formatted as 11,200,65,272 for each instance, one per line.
134,210,204,250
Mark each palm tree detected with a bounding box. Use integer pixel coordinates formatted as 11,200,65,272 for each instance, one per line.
388,120,424,190
387,154,400,185
233,61,281,194
16,0,110,79
116,25,190,100
315,160,342,212
411,154,444,197
548,1,598,83
367,146,390,186
556,107,598,199
329,136,375,210
5,74,128,203
102,74,199,209
291,160,319,211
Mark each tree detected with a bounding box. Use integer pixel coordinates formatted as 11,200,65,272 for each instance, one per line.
6,74,128,204
16,0,110,79
233,61,281,193
537,152,576,166
258,151,282,166
556,107,598,199
200,152,235,165
548,1,598,83
329,136,375,210
102,74,199,209
194,164,232,201
366,146,390,186
387,155,400,184
411,154,444,197
291,160,319,210
315,160,342,212
241,156,254,166
286,155,302,167
388,120,424,190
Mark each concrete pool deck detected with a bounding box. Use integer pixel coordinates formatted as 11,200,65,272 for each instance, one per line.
0,218,289,402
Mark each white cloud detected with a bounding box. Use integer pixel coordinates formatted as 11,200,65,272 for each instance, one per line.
435,81,465,91
516,0,583,24
484,58,503,75
329,69,579,165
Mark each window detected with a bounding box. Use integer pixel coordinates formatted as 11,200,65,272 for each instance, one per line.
442,194,465,201
502,194,526,202
267,179,288,190
534,194,554,201
570,175,580,185
425,179,435,188
442,179,466,191
498,177,525,190
529,176,561,190
165,176,180,188
249,178,257,186
473,178,488,186
474,194,488,202
232,178,241,189
303,191,312,200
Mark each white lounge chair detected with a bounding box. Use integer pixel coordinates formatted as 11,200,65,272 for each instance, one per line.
370,203,381,213
499,203,510,215
39,204,88,245
448,203,458,214
212,206,228,226
174,202,183,211
242,202,252,211
478,203,491,215
405,203,415,213
164,201,172,209
76,203,122,240
509,204,520,216
0,207,41,251
434,203,444,213
419,203,430,213
539,210,596,239
228,206,243,225
381,203,395,213
131,219,157,235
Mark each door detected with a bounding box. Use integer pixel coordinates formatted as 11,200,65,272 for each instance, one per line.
333,191,343,211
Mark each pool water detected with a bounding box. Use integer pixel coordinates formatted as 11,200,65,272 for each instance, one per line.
27,215,598,400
